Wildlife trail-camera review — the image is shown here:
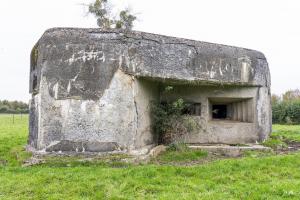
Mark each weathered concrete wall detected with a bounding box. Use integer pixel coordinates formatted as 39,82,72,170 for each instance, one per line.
31,70,140,152
28,28,271,152
256,87,272,141
134,79,160,149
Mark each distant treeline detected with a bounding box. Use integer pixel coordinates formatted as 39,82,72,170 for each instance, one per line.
272,89,300,124
0,100,29,114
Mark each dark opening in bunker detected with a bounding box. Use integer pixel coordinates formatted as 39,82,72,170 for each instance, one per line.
209,98,254,123
212,104,227,119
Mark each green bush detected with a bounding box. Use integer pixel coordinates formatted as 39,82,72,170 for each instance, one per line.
272,100,300,124
151,86,201,144
151,98,193,144
286,101,300,123
272,102,287,124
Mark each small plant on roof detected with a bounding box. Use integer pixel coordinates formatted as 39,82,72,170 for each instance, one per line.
88,0,137,30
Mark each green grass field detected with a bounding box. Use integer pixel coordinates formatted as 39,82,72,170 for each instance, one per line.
1,115,300,199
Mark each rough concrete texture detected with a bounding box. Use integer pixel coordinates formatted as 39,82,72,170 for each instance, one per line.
29,28,271,153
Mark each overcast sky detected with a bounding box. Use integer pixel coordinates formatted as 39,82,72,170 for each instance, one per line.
0,0,299,102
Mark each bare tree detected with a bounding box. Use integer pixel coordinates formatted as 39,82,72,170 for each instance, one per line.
282,89,300,102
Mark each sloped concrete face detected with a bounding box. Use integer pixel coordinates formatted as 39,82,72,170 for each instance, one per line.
28,28,271,153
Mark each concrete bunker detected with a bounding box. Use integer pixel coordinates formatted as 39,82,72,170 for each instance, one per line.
28,28,271,154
